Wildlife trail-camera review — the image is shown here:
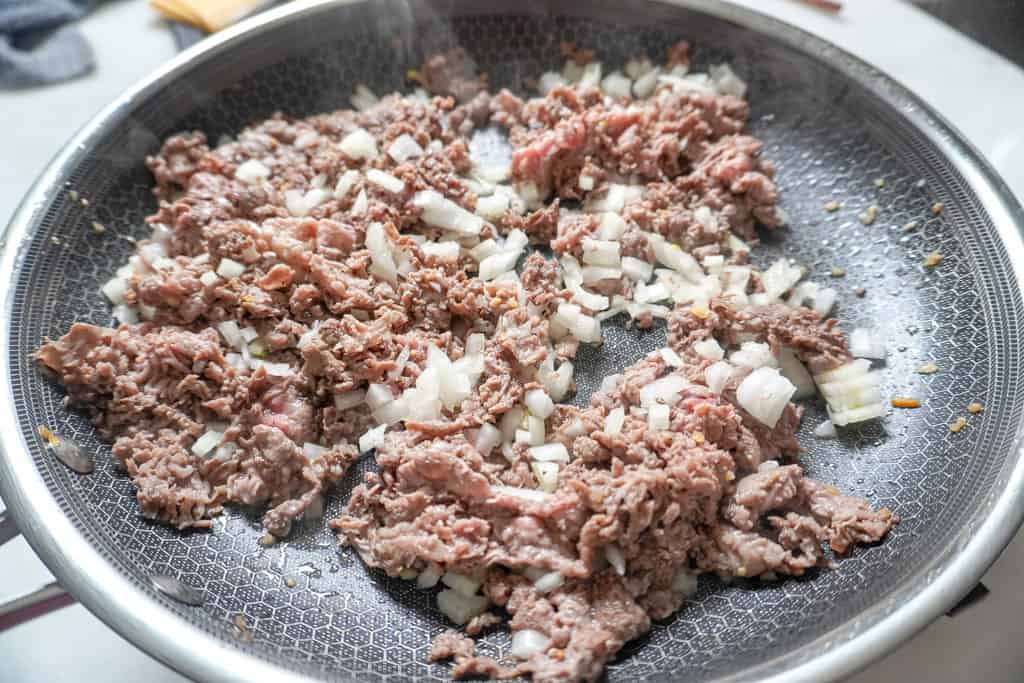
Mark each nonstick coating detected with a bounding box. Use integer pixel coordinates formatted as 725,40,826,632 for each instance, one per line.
3,1,1024,681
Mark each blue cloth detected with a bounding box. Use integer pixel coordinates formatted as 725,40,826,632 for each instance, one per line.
0,0,97,88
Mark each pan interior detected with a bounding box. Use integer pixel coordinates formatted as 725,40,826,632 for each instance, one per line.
7,1,1024,681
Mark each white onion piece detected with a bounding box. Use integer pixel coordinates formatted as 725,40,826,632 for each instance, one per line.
601,71,632,98
475,192,510,221
632,67,660,98
350,189,368,216
303,442,327,460
581,265,622,284
532,571,564,594
604,407,625,435
704,361,734,395
561,60,584,84
235,159,270,185
515,429,532,446
604,544,626,576
694,338,724,361
102,277,128,305
579,61,602,89
437,589,489,626
710,63,747,98
479,251,520,281
671,569,699,596
814,420,837,438
621,256,653,282
414,190,484,235
813,287,838,317
216,320,244,349
333,169,360,199
625,57,654,80
528,443,570,463
761,259,804,300
499,406,525,442
582,238,621,267
648,403,670,431
597,212,627,240
702,254,725,277
600,373,621,393
639,375,690,407
647,233,703,282
578,175,594,191
527,416,545,446
778,348,816,400
850,328,886,360
491,484,551,503
660,347,684,368
729,342,777,370
366,169,405,194
525,389,555,419
474,423,502,457
365,383,394,410
417,565,442,589
441,572,482,598
112,305,138,324
532,461,560,493
562,283,605,313
510,630,552,660
191,429,223,457
538,71,566,94
546,361,574,401
334,389,365,411
828,403,886,426
260,361,294,377
216,258,246,279
469,239,501,262
737,367,797,428
387,134,424,162
199,271,219,287
634,281,672,304
586,184,628,213
721,265,751,304
339,128,378,160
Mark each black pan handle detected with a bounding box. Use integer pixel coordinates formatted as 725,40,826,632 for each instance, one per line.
0,509,76,631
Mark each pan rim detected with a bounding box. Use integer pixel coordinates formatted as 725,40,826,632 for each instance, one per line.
1,1,1023,682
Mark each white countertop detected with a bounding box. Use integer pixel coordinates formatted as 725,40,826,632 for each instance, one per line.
2,1,1024,681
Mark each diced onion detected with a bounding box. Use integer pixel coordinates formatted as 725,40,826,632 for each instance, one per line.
581,238,621,267
527,416,545,446
441,572,482,598
604,407,625,435
621,256,653,282
366,169,405,194
704,361,734,395
421,240,461,260
437,589,489,626
601,71,632,99
538,71,566,94
694,338,724,361
528,443,570,463
737,367,797,428
199,271,220,287
532,461,560,493
339,128,378,160
814,419,837,438
474,423,502,457
216,258,246,279
525,389,555,419
710,63,747,98
112,305,138,324
639,375,690,407
597,212,627,240
849,327,886,360
235,159,270,185
475,192,510,221
778,348,816,400
417,565,442,589
334,389,365,411
660,347,684,368
761,259,804,300
569,284,610,312
499,406,525,442
479,251,520,281
648,403,670,431
350,84,379,111
358,424,387,452
491,484,551,503
604,544,626,576
387,134,424,163
365,383,394,410
414,190,484,235
285,187,331,217
216,320,244,349
581,265,622,284
303,442,327,460
334,169,360,199
729,342,777,370
647,233,703,282
532,571,564,593
510,629,552,660
579,61,603,88
191,429,223,457
102,277,128,305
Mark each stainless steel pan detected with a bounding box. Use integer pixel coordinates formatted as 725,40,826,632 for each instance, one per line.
2,1,1024,681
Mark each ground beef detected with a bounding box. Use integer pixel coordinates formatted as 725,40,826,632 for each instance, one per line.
37,44,899,683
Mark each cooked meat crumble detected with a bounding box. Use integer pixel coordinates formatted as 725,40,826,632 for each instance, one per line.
35,42,896,682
